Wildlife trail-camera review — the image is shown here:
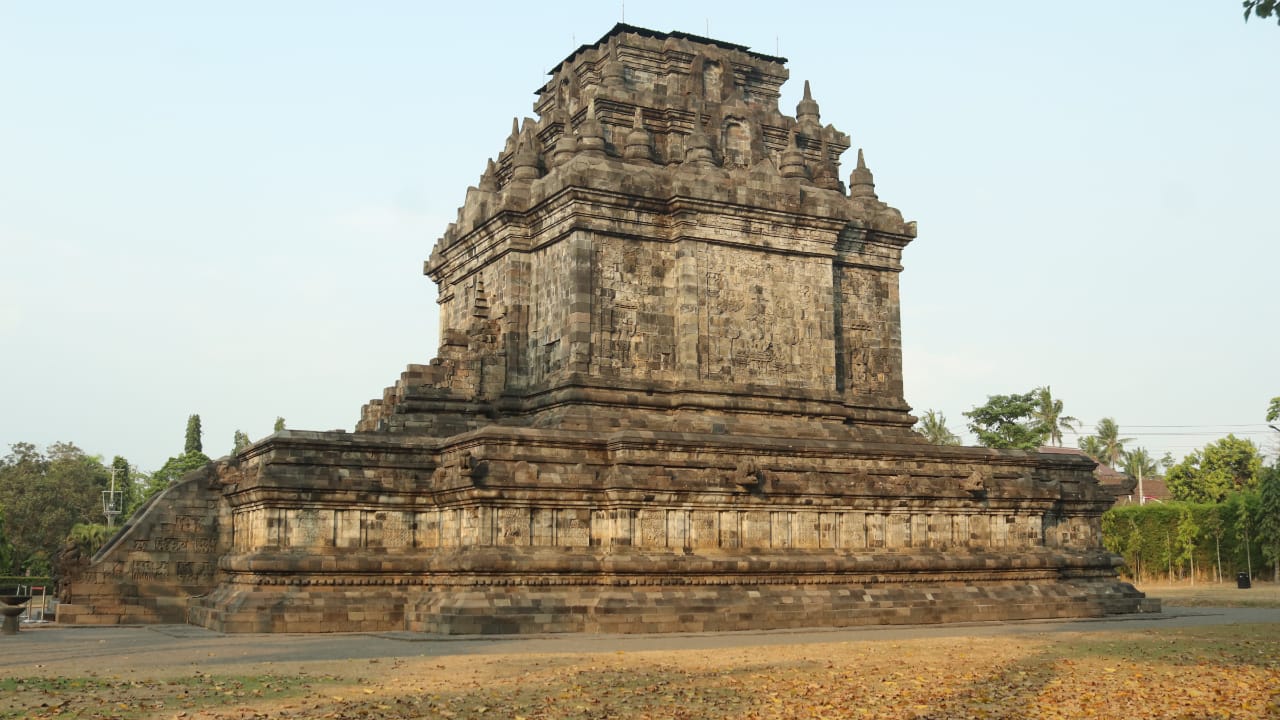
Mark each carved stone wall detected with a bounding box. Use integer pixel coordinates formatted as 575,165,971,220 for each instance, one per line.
229,504,1084,554
695,243,832,387
527,235,575,385
58,470,224,625
349,21,916,436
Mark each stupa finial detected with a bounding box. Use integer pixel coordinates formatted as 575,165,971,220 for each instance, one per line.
511,126,541,182
624,106,653,162
849,148,877,199
578,99,606,157
796,80,821,127
779,127,809,180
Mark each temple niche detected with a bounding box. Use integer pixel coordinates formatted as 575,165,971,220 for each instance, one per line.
61,24,1153,633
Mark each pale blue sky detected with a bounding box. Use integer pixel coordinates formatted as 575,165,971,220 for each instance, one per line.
2,2,1277,473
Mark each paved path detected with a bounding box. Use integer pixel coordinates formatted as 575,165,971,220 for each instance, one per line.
2,606,1278,675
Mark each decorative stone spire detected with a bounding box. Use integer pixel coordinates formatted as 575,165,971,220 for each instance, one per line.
849,148,877,199
779,127,809,179
478,158,499,191
813,136,841,191
796,80,821,128
623,107,654,162
602,44,626,87
502,117,520,154
577,100,606,157
511,126,541,182
684,115,716,168
551,127,577,168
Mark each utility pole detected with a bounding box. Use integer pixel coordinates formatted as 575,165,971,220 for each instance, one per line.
1137,462,1145,506
102,467,123,528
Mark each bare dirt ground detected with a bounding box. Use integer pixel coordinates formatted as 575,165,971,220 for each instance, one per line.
2,602,1277,719
1137,579,1280,608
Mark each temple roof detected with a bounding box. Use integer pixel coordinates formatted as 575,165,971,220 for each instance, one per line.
541,23,788,94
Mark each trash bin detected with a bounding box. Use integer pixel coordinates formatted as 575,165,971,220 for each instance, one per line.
1237,572,1251,589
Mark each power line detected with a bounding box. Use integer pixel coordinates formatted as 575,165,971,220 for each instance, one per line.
1068,423,1269,430
1065,431,1273,437
1105,420,1264,425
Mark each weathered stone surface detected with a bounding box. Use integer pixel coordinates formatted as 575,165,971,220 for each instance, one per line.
65,24,1152,633
58,464,224,625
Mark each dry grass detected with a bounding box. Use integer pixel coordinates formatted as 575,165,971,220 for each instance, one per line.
3,623,1278,719
1137,579,1280,608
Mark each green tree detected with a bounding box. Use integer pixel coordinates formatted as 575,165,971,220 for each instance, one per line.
1244,1,1279,25
1122,446,1159,505
110,456,130,485
0,516,17,576
917,409,961,446
1078,435,1105,462
66,523,113,558
1267,397,1280,457
0,442,109,575
1031,386,1078,447
963,391,1048,450
1121,447,1158,482
1258,465,1280,582
1104,500,1262,584
184,414,203,455
232,430,251,456
146,452,209,496
274,417,286,432
109,455,136,513
1165,435,1263,504
1095,418,1129,467
147,417,213,499
1203,505,1225,583
1229,491,1260,580
1175,505,1200,583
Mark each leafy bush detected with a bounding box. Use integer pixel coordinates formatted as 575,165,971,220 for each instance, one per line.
1103,494,1264,583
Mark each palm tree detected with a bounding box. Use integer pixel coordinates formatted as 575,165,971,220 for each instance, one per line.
1032,386,1079,447
1122,446,1159,506
917,409,961,446
1121,446,1159,480
1078,435,1106,461
1093,417,1132,467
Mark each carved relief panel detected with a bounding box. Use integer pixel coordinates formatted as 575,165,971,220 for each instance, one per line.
834,266,903,399
698,246,830,388
592,237,676,379
418,511,440,549
528,240,574,385
372,511,414,549
287,509,333,548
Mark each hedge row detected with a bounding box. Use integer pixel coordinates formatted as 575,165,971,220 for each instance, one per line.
0,575,53,590
1102,495,1268,583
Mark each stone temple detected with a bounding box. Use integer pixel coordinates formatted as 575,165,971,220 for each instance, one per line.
62,24,1153,633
